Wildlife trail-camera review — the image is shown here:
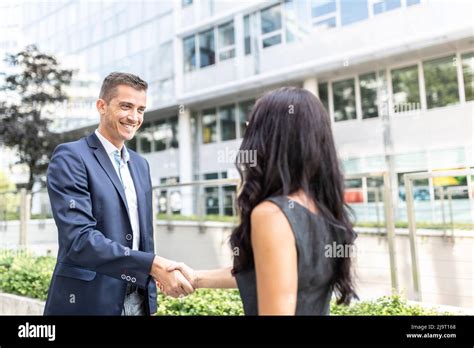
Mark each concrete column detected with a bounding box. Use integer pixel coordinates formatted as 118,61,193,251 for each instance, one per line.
234,12,244,79
303,77,318,96
178,107,193,216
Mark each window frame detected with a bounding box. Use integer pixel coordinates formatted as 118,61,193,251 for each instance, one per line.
259,3,284,49
198,27,216,69
217,20,236,63
318,49,468,123
310,0,340,29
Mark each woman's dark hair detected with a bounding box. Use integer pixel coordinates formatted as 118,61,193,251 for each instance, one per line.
230,86,357,305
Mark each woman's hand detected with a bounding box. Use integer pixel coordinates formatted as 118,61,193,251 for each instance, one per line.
166,262,199,289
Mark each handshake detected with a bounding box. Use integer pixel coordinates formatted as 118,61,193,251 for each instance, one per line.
149,256,197,298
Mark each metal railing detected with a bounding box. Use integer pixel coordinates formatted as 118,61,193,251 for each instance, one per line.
404,168,474,301
345,172,399,295
151,178,240,232
153,173,400,295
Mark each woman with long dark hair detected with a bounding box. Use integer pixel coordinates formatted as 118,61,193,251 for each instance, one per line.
165,87,358,315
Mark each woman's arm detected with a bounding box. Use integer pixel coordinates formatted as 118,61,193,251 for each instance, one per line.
163,201,298,315
250,201,298,315
195,267,236,288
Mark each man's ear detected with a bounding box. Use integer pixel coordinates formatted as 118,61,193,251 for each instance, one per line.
96,98,107,115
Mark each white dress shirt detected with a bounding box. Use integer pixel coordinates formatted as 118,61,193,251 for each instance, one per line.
95,129,141,251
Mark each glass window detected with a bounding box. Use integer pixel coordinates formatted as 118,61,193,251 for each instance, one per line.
169,117,179,149
153,117,179,151
398,172,429,202
158,177,180,214
345,178,363,188
373,0,401,15
318,82,329,112
203,172,219,214
344,178,363,203
261,5,282,34
314,17,336,29
223,185,237,216
199,29,215,68
182,0,193,7
423,55,459,109
239,100,254,138
284,0,297,43
311,0,336,17
218,21,235,61
262,35,282,48
204,186,219,215
367,177,384,203
183,35,196,72
156,79,174,106
359,72,379,119
391,65,421,113
261,5,282,48
311,0,337,28
219,104,236,141
154,121,168,151
139,133,153,153
202,108,217,144
340,0,368,26
406,0,420,6
157,42,173,78
333,78,357,122
462,52,474,101
204,173,219,180
244,15,251,55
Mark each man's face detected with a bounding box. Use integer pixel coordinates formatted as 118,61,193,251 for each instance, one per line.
96,84,147,147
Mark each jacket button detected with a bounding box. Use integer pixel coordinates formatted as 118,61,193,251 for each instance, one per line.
126,276,131,281
131,277,136,283
121,274,126,280
126,234,132,241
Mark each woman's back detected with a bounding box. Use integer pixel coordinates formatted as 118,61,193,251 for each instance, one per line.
236,195,337,315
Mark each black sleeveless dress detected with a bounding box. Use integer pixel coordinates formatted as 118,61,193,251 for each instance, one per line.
235,195,337,315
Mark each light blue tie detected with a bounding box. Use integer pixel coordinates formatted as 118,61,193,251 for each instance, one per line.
113,150,124,187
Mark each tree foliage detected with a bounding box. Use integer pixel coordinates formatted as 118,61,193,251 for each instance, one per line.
0,45,73,190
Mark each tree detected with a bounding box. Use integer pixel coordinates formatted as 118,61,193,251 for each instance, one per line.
0,45,73,191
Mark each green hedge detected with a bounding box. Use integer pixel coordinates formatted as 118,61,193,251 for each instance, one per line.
0,251,55,301
156,289,244,316
0,251,451,315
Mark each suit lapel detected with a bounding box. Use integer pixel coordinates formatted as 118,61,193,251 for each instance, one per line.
87,133,130,216
127,157,148,251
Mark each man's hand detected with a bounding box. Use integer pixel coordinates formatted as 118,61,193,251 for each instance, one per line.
166,262,198,289
150,256,194,298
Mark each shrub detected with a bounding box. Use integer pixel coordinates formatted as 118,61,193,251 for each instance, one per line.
0,251,452,315
330,295,450,316
0,250,55,301
156,289,244,316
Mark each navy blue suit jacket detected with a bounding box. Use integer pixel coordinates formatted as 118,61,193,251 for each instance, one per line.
44,132,157,315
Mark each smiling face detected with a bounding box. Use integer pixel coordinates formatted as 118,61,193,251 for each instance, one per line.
96,84,147,149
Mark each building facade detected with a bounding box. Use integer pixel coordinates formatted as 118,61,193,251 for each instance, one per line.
16,0,474,218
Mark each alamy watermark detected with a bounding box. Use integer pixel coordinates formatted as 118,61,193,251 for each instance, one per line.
18,322,55,341
217,147,257,167
324,241,356,258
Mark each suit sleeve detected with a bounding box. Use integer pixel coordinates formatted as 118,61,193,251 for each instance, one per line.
46,144,155,288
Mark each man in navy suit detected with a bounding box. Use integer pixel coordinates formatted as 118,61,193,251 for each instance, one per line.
44,72,193,315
